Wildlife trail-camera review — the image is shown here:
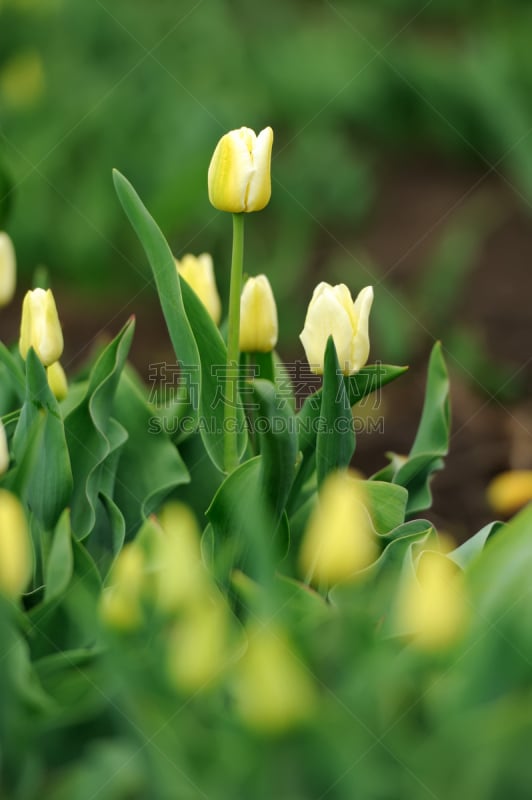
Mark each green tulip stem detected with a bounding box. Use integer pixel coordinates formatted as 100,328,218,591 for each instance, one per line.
224,212,245,473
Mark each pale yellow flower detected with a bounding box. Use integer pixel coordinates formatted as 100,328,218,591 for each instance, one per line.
19,288,63,367
299,470,377,585
0,490,32,600
300,283,373,375
208,126,273,213
239,274,278,353
47,361,68,401
487,470,532,516
0,232,16,307
176,253,221,325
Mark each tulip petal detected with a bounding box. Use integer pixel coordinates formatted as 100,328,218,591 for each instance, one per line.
208,130,253,213
0,233,16,307
349,286,373,373
300,289,354,374
239,274,278,352
246,126,273,212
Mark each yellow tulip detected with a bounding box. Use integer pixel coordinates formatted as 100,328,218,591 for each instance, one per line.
0,421,8,476
300,283,373,375
167,593,228,693
396,550,466,651
487,470,532,516
47,361,68,401
0,232,16,308
176,253,221,325
299,470,377,586
208,126,273,213
19,288,63,367
233,623,315,733
239,274,278,353
0,490,32,600
100,544,145,630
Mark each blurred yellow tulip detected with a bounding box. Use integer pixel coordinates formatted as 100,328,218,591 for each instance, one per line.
239,274,278,353
487,470,532,516
176,253,221,325
0,490,32,600
0,233,16,307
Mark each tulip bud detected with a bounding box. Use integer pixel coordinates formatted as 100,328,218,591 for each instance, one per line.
167,593,228,693
0,490,32,600
0,232,16,308
19,288,63,367
487,470,532,516
299,470,377,586
396,550,466,651
176,253,221,325
239,274,278,353
300,283,373,376
0,421,9,476
100,544,145,630
233,623,315,733
47,361,68,401
208,126,273,213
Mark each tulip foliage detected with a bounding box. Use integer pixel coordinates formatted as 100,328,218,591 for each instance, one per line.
0,154,531,800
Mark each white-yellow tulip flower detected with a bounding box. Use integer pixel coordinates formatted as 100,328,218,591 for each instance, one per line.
299,469,377,586
0,490,32,600
239,274,278,353
47,361,68,401
176,253,222,324
208,126,273,213
300,283,373,375
19,287,64,367
0,232,16,307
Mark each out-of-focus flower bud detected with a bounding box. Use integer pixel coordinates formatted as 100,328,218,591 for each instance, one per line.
176,253,222,325
299,470,377,586
233,623,315,733
487,470,532,516
208,126,273,213
19,288,63,367
0,421,9,476
47,361,68,401
239,274,278,353
100,544,145,630
0,490,32,600
0,51,45,110
0,233,16,308
300,283,373,375
396,550,466,651
167,593,228,693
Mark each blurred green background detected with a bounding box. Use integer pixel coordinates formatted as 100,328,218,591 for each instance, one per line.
1,0,532,534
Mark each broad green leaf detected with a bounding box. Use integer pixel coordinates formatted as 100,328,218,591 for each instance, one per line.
316,337,355,486
297,363,407,455
372,343,450,516
112,369,190,537
409,341,450,458
206,457,276,587
64,320,133,540
449,521,503,570
13,349,72,529
86,493,125,578
362,480,408,535
467,504,532,618
252,379,298,518
113,169,246,471
44,510,74,602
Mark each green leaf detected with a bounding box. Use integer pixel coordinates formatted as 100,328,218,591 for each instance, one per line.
297,363,407,455
409,341,450,458
206,457,276,587
467,504,532,618
252,379,298,519
362,480,408,535
0,343,25,404
316,337,355,486
113,169,246,471
372,343,450,516
13,349,73,529
64,320,134,540
449,521,503,570
85,492,125,578
44,510,74,602
112,369,189,536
